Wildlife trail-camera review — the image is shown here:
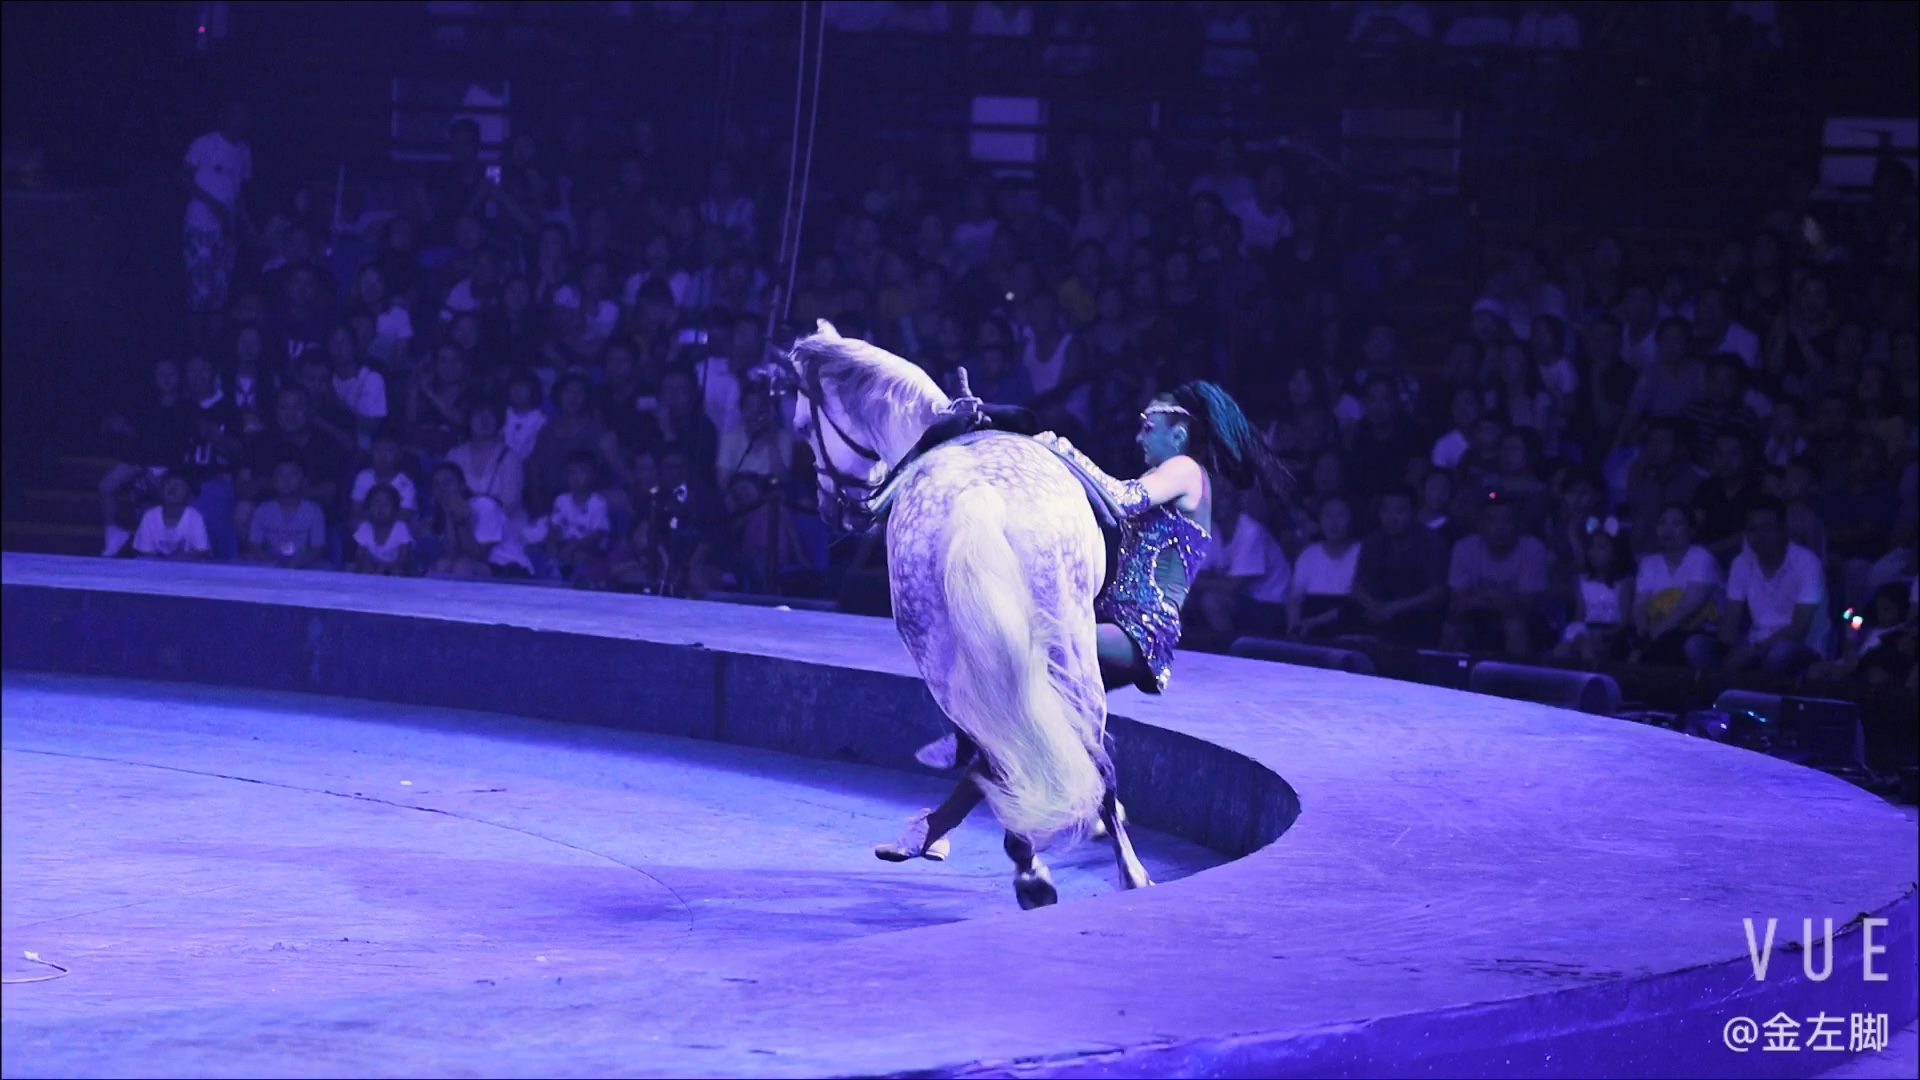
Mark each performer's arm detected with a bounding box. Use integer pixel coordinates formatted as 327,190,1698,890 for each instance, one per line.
1035,432,1200,516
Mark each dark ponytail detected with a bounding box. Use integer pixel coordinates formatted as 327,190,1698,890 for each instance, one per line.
1168,381,1290,497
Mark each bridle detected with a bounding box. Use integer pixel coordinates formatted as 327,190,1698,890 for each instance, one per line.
781,353,886,531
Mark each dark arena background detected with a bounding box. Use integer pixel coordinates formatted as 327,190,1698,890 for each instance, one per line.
2,2,1916,1078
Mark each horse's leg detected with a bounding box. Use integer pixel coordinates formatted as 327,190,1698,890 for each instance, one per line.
876,758,987,862
1099,784,1153,890
1004,831,1058,910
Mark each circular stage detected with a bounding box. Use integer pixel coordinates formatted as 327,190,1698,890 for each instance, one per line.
2,674,1219,1020
2,555,1914,1078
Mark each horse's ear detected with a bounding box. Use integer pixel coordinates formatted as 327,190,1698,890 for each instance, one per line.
816,319,839,339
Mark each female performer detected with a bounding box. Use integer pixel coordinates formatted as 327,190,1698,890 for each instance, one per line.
878,380,1287,860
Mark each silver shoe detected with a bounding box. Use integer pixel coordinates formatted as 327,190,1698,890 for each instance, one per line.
875,810,950,862
914,734,960,769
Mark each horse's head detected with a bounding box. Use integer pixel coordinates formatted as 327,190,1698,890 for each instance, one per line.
783,320,947,533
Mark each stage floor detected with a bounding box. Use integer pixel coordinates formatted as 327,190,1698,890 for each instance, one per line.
2,673,1217,1025
3,555,1915,1078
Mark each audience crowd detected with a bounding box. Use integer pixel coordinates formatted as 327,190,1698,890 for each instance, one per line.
91,1,1917,689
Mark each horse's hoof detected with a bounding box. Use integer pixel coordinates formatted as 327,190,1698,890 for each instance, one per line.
1014,866,1058,910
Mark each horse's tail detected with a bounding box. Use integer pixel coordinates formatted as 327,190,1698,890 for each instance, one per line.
941,485,1108,841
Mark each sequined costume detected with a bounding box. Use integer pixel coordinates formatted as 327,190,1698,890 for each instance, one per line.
1038,434,1210,694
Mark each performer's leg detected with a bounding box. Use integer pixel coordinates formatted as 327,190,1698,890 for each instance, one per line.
1097,623,1144,691
923,766,988,841
876,759,989,862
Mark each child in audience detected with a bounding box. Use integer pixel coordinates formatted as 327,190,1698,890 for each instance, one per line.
131,471,212,561
1556,525,1633,661
351,428,417,524
547,450,611,586
503,369,549,463
247,459,327,569
351,483,413,575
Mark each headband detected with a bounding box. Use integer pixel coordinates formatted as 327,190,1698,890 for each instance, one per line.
1143,401,1191,419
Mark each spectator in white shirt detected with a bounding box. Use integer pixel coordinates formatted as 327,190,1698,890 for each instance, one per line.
132,472,212,561
425,462,533,580
349,265,413,368
545,451,612,583
351,430,418,523
716,387,795,493
1719,497,1826,675
351,483,414,576
326,324,387,447
1442,495,1554,655
444,399,526,521
1194,485,1292,639
623,234,694,311
1288,496,1363,639
1631,504,1723,668
550,259,620,363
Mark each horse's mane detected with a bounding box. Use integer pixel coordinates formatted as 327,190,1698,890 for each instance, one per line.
789,321,949,455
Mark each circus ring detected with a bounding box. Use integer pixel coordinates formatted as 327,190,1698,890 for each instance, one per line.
1,553,1914,1078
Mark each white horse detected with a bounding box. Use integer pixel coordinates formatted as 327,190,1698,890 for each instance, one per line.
785,321,1150,907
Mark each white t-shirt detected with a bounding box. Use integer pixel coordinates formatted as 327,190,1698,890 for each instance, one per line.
1230,197,1294,253
133,505,210,557
550,491,611,542
352,468,418,511
504,407,547,463
1578,576,1624,625
353,519,414,564
182,132,252,231
366,304,415,365
445,441,524,516
468,495,532,570
332,366,388,420
1726,542,1825,647
1709,322,1760,369
1431,428,1470,470
441,277,484,319
1204,513,1292,604
1635,545,1722,602
1538,356,1579,401
1289,540,1361,599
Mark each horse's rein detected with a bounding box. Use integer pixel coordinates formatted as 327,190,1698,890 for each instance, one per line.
785,354,885,527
